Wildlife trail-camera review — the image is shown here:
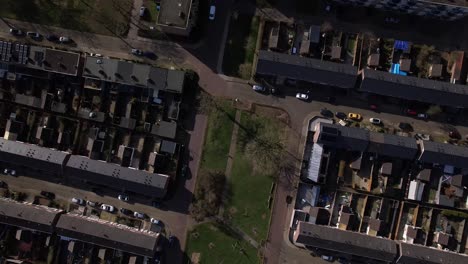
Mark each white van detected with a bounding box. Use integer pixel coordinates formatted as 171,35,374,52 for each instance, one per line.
209,5,216,20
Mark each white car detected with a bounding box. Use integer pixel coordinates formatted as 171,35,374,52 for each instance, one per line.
295,93,308,100
118,194,129,202
140,6,146,17
71,197,85,205
134,211,145,219
59,36,71,43
369,118,382,125
150,218,161,224
209,5,216,20
101,204,115,212
252,85,266,92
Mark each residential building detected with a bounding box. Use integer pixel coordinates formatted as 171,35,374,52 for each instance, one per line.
255,50,358,88
359,69,468,108
331,0,468,20
417,140,468,168
397,242,468,264
0,198,63,233
294,221,398,263
55,214,160,257
157,0,198,37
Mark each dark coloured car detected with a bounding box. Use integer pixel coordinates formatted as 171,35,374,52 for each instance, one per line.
9,28,24,36
406,109,417,116
46,34,59,42
0,181,7,188
320,108,334,118
40,191,55,199
449,130,461,139
168,235,177,247
152,200,161,208
335,112,347,120
120,208,133,215
143,51,157,60
27,32,42,41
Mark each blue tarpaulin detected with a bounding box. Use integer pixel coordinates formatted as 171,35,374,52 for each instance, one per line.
394,40,410,52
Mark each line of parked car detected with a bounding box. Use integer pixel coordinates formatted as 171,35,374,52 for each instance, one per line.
70,196,162,224
9,28,72,43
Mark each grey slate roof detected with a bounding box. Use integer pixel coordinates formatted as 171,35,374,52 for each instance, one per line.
0,198,63,233
0,138,69,172
84,57,184,93
55,214,159,257
397,242,468,264
295,221,397,262
315,123,369,151
417,140,468,168
64,155,169,198
368,132,418,160
256,50,358,89
360,69,468,108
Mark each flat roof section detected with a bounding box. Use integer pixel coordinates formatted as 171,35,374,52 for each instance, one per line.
0,198,63,233
360,69,468,108
256,50,358,89
158,0,193,28
55,214,159,257
43,49,80,76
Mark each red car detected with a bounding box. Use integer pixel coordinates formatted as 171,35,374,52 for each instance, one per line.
406,109,417,116
370,104,378,111
449,130,461,139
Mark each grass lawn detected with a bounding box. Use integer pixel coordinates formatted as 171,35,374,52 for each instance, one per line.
199,100,236,172
144,0,159,23
186,222,260,264
223,15,259,79
0,0,133,36
226,112,284,241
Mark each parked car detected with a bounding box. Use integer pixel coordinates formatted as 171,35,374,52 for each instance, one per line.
406,109,417,116
338,119,349,126
131,49,143,56
335,112,347,120
46,34,59,42
40,191,55,199
369,104,378,111
449,130,461,139
320,108,334,118
399,122,412,131
295,93,309,100
87,201,99,207
180,164,188,178
417,113,428,120
209,5,216,20
324,96,336,104
118,194,129,202
3,169,16,177
120,208,133,215
59,36,71,43
168,235,177,247
139,6,146,17
321,255,334,262
71,197,85,205
284,79,297,87
134,211,145,219
348,112,362,121
369,117,381,125
27,32,42,40
150,218,161,224
143,51,157,60
101,204,115,212
252,84,266,92
151,200,162,208
9,28,24,36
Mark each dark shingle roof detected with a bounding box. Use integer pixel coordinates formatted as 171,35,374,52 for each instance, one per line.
360,69,468,108
0,138,69,171
0,198,63,233
256,50,358,89
418,140,468,168
64,156,169,198
151,121,177,139
55,214,159,257
398,242,468,264
315,123,369,151
368,132,418,160
295,222,397,262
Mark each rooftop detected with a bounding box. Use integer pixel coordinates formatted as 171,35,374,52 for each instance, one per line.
368,132,418,160
294,221,397,262
398,242,468,264
157,0,193,28
0,198,63,233
256,50,358,89
55,214,160,257
64,155,169,197
0,138,69,167
418,140,468,168
360,69,468,108
151,121,177,139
